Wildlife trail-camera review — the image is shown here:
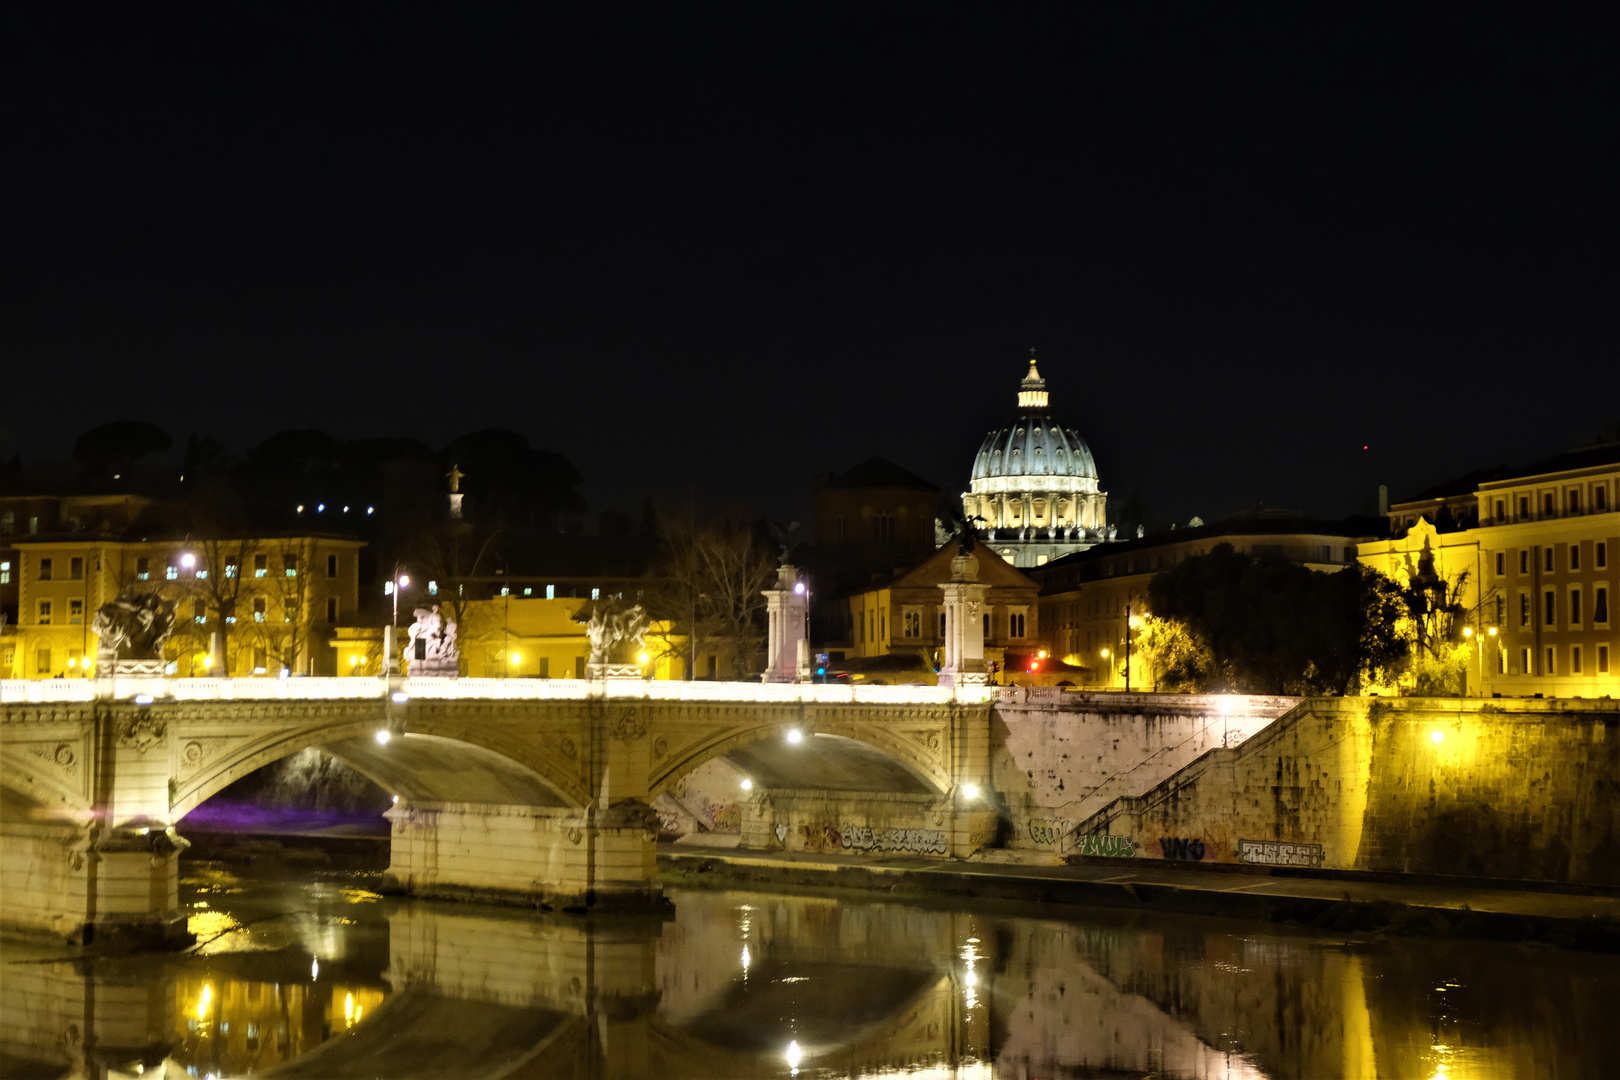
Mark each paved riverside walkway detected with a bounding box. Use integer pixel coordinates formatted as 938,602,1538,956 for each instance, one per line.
659,843,1620,949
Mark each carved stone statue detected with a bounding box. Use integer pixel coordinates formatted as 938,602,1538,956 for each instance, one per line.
406,605,461,677
92,589,177,676
585,598,649,679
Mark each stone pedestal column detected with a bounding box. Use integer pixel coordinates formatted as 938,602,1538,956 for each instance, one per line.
761,565,809,684
937,555,989,688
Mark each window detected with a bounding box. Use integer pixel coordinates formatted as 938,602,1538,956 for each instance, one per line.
327,598,338,624
254,554,268,578
499,586,510,597
1494,499,1506,522
1497,648,1506,674
1495,551,1505,577
0,560,9,585
1598,542,1608,570
1544,493,1556,517
223,600,236,623
1570,588,1582,626
1545,590,1557,627
253,597,267,623
135,556,149,580
879,610,886,639
37,600,52,625
327,554,338,578
1518,496,1530,520
983,612,991,638
225,557,238,578
940,612,948,637
1600,645,1611,675
1570,489,1582,514
1520,593,1530,626
545,585,556,600
1519,550,1529,575
1572,645,1583,675
0,511,11,533
1494,595,1505,625
284,598,296,622
1521,646,1531,675
1596,486,1610,512
69,556,83,580
835,515,847,543
590,588,600,601
281,554,297,578
69,599,83,625
253,646,268,674
36,647,51,674
872,511,895,543
194,600,206,624
39,557,52,581
1571,544,1582,571
902,610,921,638
166,562,179,580
1595,586,1609,625
1545,547,1555,573
1545,646,1556,675
1009,611,1026,638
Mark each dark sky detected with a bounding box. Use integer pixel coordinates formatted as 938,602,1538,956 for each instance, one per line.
5,5,1617,526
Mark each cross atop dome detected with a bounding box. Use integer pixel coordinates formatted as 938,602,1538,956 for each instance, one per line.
1017,350,1049,409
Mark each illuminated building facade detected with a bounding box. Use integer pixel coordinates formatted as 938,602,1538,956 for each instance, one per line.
961,357,1115,568
1359,439,1619,696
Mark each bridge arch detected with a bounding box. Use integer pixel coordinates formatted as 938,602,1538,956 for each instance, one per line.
0,750,92,821
169,715,585,822
651,716,950,799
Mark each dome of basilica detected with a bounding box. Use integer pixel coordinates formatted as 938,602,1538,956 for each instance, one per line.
961,356,1115,567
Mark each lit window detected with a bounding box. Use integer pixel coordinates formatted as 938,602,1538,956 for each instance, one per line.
225,558,238,578
500,586,510,597
546,585,555,600
284,598,296,622
284,555,298,577
254,554,268,578
523,587,532,596
0,560,9,585
194,600,206,624
167,563,179,580
37,600,51,625
428,580,438,595
591,588,600,601
253,597,267,623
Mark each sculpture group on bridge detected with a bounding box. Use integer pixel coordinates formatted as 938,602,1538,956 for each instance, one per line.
91,588,177,674
406,605,461,676
585,598,649,679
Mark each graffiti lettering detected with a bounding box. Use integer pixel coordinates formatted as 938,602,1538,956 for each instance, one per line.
799,823,948,855
1237,839,1324,868
708,803,742,831
1026,818,1072,845
655,811,682,834
1157,837,1208,861
1075,834,1136,858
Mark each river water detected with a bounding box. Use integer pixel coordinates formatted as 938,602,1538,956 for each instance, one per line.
4,857,1616,1079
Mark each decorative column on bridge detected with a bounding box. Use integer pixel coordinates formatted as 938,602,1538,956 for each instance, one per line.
936,554,989,688
761,565,809,684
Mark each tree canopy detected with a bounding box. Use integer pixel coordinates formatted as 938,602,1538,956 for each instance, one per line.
1143,543,1407,695
71,420,172,473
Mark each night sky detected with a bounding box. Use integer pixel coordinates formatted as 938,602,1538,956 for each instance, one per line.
5,5,1617,526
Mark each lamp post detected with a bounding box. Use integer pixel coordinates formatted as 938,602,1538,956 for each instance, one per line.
1100,647,1111,688
386,565,409,676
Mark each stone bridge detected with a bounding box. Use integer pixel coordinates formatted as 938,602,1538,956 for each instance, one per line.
0,676,999,944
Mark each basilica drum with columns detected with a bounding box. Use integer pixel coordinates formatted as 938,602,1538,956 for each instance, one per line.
962,357,1117,568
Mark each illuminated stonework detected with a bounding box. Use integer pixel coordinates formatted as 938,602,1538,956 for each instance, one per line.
963,357,1115,568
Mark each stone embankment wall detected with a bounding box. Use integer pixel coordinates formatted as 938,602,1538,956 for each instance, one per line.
1076,697,1620,884
990,689,1298,854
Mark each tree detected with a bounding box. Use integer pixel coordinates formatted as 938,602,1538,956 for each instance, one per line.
1395,538,1481,696
404,519,499,673
245,538,319,675
72,421,172,475
649,516,775,679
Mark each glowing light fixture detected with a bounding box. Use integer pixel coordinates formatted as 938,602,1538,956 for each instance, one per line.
1431,730,1445,744
203,654,214,669
297,505,304,513
1463,626,1474,638
397,574,410,588
785,1041,802,1069
962,783,981,800
134,694,154,705
391,691,409,704
740,778,753,791
375,729,391,745
793,582,806,595
637,651,650,665
180,553,196,569
317,503,325,513
786,728,803,744
392,795,399,803
511,652,522,666
1100,648,1109,658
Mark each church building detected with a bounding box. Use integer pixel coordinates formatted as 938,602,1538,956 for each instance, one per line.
962,356,1116,568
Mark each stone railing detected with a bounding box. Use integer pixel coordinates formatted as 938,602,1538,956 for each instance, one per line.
0,676,998,707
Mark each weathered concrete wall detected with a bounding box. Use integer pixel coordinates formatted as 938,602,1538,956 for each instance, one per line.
989,689,1297,853
1078,697,1620,884
383,800,658,907
739,789,952,855
0,821,87,939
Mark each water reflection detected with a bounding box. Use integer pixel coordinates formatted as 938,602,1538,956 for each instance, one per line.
2,862,1616,1079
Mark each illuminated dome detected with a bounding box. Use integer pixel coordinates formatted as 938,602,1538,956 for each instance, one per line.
962,357,1114,568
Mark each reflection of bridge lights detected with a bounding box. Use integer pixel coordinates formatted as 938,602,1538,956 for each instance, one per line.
311,957,319,980
741,946,751,969
786,729,803,744
392,795,399,803
375,729,391,745
740,778,753,791
345,992,354,1023
391,691,410,704
785,1040,803,1070
197,983,212,1020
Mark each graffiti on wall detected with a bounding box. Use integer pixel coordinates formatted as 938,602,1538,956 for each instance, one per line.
656,810,683,834
1157,837,1212,861
1026,818,1073,845
800,823,949,855
707,802,742,831
1075,834,1137,858
1237,839,1324,867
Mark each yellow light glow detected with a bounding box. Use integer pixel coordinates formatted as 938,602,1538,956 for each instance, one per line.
1038,649,1048,659
1431,730,1445,744
197,983,212,1020
349,655,360,666
637,651,650,665
67,657,76,668
510,652,522,665
1488,627,1498,636
345,992,354,1023
1100,648,1109,657
1463,626,1473,638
